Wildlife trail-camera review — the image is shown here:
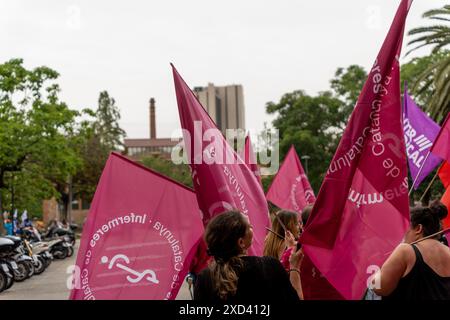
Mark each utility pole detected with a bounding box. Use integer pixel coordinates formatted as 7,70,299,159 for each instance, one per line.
301,155,311,176
68,175,73,223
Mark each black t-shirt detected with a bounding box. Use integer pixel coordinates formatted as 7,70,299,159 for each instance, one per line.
194,256,299,303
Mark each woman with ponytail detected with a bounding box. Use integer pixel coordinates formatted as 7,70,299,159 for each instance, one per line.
373,202,450,300
194,210,303,302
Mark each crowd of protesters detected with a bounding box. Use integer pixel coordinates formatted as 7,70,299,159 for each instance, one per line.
192,200,450,301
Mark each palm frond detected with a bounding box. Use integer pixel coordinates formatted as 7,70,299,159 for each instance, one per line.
408,25,449,36
407,5,450,120
428,17,450,23
433,39,450,52
422,8,450,19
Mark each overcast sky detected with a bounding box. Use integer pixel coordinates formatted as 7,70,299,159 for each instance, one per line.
0,0,446,139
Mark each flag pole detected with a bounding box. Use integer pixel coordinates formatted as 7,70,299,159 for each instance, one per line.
384,228,450,257
418,169,440,203
273,211,288,233
410,228,450,245
408,150,431,196
265,227,285,240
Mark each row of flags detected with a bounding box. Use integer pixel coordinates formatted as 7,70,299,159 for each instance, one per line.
71,0,448,300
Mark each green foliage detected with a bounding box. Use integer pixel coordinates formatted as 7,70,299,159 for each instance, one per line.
94,91,125,151
71,91,126,205
265,65,367,192
407,5,450,123
141,156,193,189
0,58,80,220
401,51,449,109
0,60,126,225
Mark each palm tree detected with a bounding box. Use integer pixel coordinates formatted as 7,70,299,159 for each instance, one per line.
407,5,450,122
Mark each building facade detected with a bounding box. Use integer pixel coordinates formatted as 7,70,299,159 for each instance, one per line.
194,83,245,133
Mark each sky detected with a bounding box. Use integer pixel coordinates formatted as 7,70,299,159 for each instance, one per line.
0,0,447,139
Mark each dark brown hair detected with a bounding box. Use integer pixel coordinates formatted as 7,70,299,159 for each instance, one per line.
204,210,248,299
410,200,448,237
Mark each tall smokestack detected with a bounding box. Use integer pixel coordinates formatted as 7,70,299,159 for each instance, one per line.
150,98,156,139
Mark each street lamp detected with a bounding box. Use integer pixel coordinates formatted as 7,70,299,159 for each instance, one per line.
301,155,311,176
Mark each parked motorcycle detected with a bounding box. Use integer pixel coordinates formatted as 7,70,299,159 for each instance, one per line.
22,239,48,275
3,236,34,281
0,237,15,293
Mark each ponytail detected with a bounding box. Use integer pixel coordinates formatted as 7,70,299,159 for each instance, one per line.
204,211,248,300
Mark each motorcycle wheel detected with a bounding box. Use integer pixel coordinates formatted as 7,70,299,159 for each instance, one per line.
26,261,35,278
52,248,68,260
5,268,14,290
13,261,29,282
67,246,74,257
44,257,52,268
0,271,6,293
33,257,46,275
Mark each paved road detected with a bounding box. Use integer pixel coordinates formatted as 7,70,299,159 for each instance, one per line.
0,245,78,300
0,243,192,300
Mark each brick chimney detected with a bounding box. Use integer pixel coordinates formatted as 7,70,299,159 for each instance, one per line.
149,98,156,139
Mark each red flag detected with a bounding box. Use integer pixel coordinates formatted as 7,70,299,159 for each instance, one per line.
430,114,450,162
172,65,270,256
240,135,262,185
437,162,450,229
70,152,203,300
440,188,450,229
300,0,412,300
438,161,450,189
266,145,316,213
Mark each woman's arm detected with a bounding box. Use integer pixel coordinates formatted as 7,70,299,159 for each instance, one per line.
289,248,304,300
372,243,410,297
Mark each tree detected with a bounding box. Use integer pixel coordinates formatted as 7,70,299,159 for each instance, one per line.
70,92,126,207
94,91,125,151
330,65,368,126
265,66,367,192
407,5,450,122
141,156,193,188
0,59,80,230
401,51,449,107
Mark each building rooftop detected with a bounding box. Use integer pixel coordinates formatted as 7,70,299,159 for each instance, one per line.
124,138,181,148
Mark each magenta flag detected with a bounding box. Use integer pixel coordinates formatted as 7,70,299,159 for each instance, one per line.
300,0,412,300
266,145,315,213
172,65,270,256
403,86,442,189
431,114,450,162
240,135,262,185
69,152,203,300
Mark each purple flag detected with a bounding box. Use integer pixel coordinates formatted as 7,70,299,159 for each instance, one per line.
403,86,442,189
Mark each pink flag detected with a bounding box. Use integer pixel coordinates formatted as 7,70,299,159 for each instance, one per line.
430,113,450,162
300,0,412,300
69,152,203,300
266,145,316,213
240,135,262,185
172,65,270,256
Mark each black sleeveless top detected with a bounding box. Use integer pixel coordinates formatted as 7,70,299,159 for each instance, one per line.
194,256,299,302
385,244,450,300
